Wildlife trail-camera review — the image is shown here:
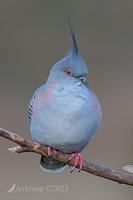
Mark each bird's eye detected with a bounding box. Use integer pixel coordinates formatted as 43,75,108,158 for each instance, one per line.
65,68,73,76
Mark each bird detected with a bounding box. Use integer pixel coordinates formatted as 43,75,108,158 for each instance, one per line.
28,21,102,173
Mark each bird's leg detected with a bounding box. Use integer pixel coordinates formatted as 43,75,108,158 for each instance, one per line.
34,141,58,159
68,152,83,172
48,146,51,159
78,155,83,172
53,149,58,157
47,146,58,159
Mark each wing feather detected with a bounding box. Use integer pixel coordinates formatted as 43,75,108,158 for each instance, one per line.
28,92,36,123
28,85,44,123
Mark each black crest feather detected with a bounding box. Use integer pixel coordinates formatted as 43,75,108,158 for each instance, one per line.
68,19,79,55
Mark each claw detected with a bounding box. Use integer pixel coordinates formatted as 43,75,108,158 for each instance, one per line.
68,152,83,172
47,146,58,159
48,146,51,159
53,149,58,158
78,155,83,172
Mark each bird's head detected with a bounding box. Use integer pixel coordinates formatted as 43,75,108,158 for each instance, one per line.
47,21,88,87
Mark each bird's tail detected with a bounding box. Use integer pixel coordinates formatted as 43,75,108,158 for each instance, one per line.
40,156,66,173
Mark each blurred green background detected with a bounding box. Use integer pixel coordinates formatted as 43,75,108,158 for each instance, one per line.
0,0,133,199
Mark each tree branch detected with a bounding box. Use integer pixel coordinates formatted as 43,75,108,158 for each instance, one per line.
0,128,133,186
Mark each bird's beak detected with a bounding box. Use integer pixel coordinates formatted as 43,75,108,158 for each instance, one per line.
78,77,89,86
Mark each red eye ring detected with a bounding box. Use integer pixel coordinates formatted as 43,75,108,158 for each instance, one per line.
65,68,73,76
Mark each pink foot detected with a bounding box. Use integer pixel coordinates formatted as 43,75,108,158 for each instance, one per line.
47,146,58,159
68,152,83,172
34,142,58,159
